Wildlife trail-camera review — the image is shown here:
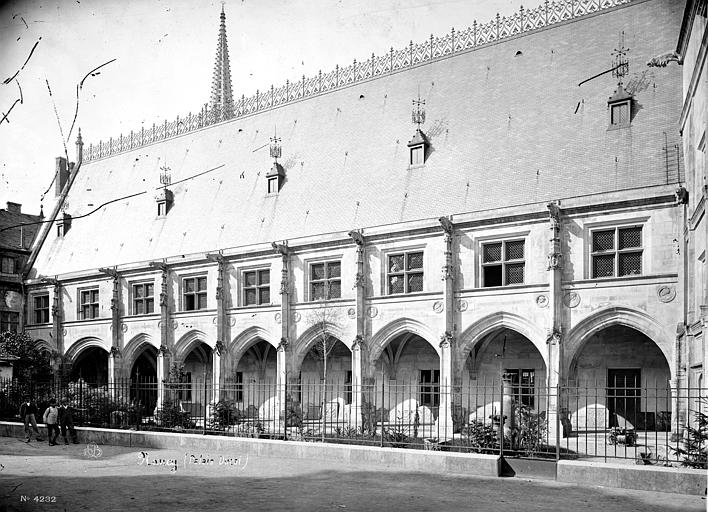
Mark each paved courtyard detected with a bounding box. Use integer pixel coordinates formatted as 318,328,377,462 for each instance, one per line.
0,436,704,512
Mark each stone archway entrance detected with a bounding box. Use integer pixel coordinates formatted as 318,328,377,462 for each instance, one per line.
70,347,108,385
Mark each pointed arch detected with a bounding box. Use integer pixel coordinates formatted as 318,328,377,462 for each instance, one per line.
173,329,210,362
564,306,673,379
64,336,109,362
122,333,156,369
368,317,439,363
292,321,348,374
33,338,53,354
229,326,277,370
456,312,548,368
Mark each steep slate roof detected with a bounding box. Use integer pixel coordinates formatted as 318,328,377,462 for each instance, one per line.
0,209,41,252
31,0,683,277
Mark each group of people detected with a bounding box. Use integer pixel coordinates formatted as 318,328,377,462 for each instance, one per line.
19,397,79,445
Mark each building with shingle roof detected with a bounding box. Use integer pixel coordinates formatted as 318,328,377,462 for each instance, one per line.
21,0,696,445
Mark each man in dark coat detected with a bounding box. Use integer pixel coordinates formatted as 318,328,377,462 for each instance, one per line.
19,397,43,442
58,398,79,444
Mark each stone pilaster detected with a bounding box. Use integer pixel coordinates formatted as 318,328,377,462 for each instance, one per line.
273,242,291,433
546,202,564,439
348,229,367,426
207,253,228,400
99,267,122,387
44,279,63,384
437,217,456,439
438,332,455,440
149,261,171,412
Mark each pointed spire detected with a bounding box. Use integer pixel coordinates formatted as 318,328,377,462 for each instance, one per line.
210,4,234,121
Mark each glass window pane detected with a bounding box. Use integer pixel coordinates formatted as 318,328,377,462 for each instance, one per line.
146,298,154,314
483,265,502,287
407,272,423,292
311,263,325,281
135,300,144,315
389,276,404,294
505,241,524,261
197,294,207,309
245,289,256,306
197,277,207,291
184,278,195,293
593,230,615,252
483,243,502,263
91,290,99,302
328,281,341,299
327,262,341,279
91,304,99,318
618,227,641,249
258,288,270,304
311,282,325,300
407,252,423,270
505,263,525,284
259,270,270,285
389,255,404,273
592,254,615,278
244,272,256,288
134,285,143,298
619,252,642,276
185,295,195,311
146,284,154,296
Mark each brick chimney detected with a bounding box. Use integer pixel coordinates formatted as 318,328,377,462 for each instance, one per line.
55,157,68,197
6,202,21,213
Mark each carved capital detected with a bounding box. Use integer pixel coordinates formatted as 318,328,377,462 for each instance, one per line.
214,340,224,356
109,346,121,358
438,216,454,235
354,272,365,289
547,252,563,271
441,264,453,281
158,344,169,356
272,241,290,256
546,327,562,345
277,337,288,351
348,230,365,247
675,186,688,205
439,331,455,348
351,334,364,351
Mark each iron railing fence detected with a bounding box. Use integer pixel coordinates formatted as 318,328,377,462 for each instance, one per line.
1,377,705,466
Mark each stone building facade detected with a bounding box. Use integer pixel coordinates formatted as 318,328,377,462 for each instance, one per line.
20,0,695,435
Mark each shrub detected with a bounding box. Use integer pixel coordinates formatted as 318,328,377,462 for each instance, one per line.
210,400,240,429
156,398,193,429
460,421,498,453
283,394,303,428
672,398,708,469
510,404,547,456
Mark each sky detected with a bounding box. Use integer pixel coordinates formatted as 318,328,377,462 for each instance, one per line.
0,0,519,214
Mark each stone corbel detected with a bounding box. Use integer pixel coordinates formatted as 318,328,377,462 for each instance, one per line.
351,334,364,351
277,337,288,352
439,331,455,348
214,340,224,357
546,327,562,345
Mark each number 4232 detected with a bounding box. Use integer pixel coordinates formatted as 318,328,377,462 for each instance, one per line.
20,496,57,503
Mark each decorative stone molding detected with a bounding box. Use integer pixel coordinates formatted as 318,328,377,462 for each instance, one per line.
277,337,288,351
158,344,169,356
535,294,549,308
214,340,224,356
109,346,121,357
351,335,364,351
547,252,562,271
439,331,455,348
292,312,301,323
456,299,468,312
366,306,378,318
432,301,444,313
347,308,356,319
546,327,562,345
657,286,676,303
275,312,282,323
563,292,580,308
120,323,128,333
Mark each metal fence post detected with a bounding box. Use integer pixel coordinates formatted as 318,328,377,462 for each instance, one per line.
556,383,561,462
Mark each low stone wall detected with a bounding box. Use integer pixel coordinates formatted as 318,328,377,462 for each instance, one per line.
3,421,705,495
557,460,707,496
0,422,500,478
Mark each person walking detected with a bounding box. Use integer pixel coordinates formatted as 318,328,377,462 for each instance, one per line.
58,399,79,444
19,397,42,442
42,399,60,446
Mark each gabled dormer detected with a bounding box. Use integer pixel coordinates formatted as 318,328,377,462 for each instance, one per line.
607,84,633,129
407,128,430,166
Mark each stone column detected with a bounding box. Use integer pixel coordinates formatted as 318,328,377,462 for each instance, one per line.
207,253,228,401
438,332,455,440
149,261,171,412
546,202,564,441
273,242,291,434
437,217,456,440
349,230,367,427
46,279,64,384
99,267,122,389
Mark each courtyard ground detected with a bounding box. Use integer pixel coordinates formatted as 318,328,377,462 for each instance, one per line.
0,436,704,512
